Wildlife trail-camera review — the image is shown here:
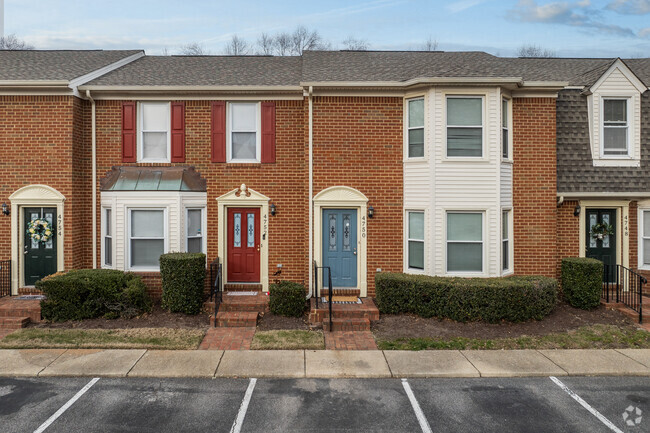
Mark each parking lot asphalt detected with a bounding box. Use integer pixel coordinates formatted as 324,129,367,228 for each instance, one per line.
1,376,648,433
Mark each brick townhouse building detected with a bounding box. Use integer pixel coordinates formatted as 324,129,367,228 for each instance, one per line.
1,49,649,301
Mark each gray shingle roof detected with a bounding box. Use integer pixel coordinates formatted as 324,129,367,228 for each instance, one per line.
0,50,142,81
86,55,303,87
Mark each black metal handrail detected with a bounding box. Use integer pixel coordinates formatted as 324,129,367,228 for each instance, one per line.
603,263,646,323
313,262,333,330
0,260,10,298
209,257,223,327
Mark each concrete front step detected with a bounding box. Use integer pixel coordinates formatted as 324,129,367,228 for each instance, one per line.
211,311,259,327
0,316,30,329
323,317,371,332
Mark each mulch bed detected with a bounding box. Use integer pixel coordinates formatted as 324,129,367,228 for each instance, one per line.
30,305,209,329
256,312,310,331
372,302,637,341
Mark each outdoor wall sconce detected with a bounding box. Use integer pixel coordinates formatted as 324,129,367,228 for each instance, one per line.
574,205,581,217
368,206,374,219
270,203,277,216
1,203,9,216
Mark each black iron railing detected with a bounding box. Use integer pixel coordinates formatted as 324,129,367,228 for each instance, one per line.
0,260,10,298
209,257,223,327
603,263,646,323
313,261,333,330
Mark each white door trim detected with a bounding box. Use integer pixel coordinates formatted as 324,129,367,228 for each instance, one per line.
577,200,629,269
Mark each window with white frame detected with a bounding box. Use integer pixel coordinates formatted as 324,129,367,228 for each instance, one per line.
104,208,112,267
502,98,509,159
447,212,483,272
446,96,483,157
407,98,424,158
642,210,650,267
129,209,165,268
186,208,204,253
229,102,259,162
602,98,629,156
407,211,424,270
502,210,510,272
139,102,170,162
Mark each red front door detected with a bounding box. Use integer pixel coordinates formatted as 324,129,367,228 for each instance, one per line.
227,207,261,282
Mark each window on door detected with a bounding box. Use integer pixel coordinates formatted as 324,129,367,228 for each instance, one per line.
186,208,204,253
139,102,170,162
407,211,424,270
447,212,483,272
129,209,166,269
228,102,260,162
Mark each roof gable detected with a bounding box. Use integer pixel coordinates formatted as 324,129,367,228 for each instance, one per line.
589,58,647,94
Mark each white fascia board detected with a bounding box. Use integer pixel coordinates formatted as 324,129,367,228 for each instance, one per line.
300,77,525,88
557,191,650,198
69,51,145,90
79,84,304,92
0,80,69,86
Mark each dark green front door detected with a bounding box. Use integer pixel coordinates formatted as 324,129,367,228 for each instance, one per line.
585,208,616,282
24,207,57,286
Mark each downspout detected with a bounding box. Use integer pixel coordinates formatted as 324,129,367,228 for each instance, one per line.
308,86,314,299
86,90,97,269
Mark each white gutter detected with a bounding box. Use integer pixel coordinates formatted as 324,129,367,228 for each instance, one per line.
86,90,97,269
308,86,314,299
79,85,304,92
558,191,650,198
300,77,525,88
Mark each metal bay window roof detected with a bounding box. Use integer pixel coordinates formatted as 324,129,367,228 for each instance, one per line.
100,166,207,192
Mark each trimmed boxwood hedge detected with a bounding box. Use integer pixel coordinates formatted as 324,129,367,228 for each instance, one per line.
37,269,152,322
561,257,603,310
269,280,306,317
160,252,206,315
375,273,557,323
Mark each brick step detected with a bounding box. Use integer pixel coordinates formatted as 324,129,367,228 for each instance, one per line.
319,288,361,297
0,316,30,329
204,294,269,314
211,311,258,327
323,317,370,332
309,298,380,325
0,309,41,321
224,283,263,292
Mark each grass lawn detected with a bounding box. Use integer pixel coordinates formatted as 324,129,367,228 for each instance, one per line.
0,328,206,350
251,330,324,350
376,324,650,351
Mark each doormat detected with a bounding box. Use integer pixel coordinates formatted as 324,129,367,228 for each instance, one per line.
14,295,46,300
226,291,258,296
321,296,362,304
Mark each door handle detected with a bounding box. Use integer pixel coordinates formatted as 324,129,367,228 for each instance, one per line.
353,248,357,256
257,245,260,252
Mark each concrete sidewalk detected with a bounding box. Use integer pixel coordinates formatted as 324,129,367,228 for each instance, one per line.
0,348,649,378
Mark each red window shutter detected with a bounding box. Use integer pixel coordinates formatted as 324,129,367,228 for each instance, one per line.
170,101,185,162
211,101,226,163
261,102,276,163
121,101,136,163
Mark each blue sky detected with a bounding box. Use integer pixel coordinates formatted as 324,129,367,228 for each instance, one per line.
5,0,650,57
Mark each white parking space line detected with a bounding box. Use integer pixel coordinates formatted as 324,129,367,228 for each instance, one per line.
33,377,100,433
549,376,623,433
230,377,257,433
401,378,433,433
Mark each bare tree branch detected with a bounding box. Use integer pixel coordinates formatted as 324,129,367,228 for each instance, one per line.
516,44,556,58
224,35,250,55
290,25,330,55
257,33,275,55
179,42,209,55
342,36,369,51
0,34,34,50
274,32,292,56
421,36,438,51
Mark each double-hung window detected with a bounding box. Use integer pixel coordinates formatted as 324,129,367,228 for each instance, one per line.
407,211,424,270
407,98,424,158
502,98,509,159
229,102,260,162
447,212,483,272
140,102,170,162
186,208,204,253
104,208,112,267
446,96,483,157
642,210,650,267
602,98,629,156
502,210,510,272
129,209,165,269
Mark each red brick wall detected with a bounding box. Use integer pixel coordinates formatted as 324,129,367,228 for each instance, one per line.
556,200,580,278
0,95,91,283
312,96,403,296
512,97,557,278
94,99,308,293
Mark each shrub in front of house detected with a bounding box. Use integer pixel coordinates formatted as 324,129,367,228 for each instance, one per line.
375,272,558,323
269,280,306,317
561,257,603,310
37,269,152,322
160,252,206,315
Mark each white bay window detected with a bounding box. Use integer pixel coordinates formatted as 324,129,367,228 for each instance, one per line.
186,208,204,253
129,209,166,269
407,211,425,270
447,212,483,273
446,96,483,157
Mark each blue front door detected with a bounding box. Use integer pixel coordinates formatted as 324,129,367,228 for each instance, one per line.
322,209,358,288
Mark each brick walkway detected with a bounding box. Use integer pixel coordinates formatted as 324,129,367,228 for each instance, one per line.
199,327,255,350
324,331,378,350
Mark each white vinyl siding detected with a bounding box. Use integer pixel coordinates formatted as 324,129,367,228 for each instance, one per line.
186,208,204,253
447,212,483,273
139,102,170,162
446,96,483,157
228,102,260,163
407,98,425,158
407,211,425,270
